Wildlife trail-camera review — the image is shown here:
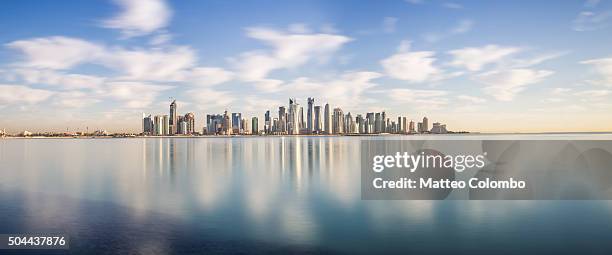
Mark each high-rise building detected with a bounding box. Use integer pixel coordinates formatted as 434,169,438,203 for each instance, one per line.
161,115,169,135
397,117,402,133
313,106,322,134
185,112,195,134
264,110,271,134
143,114,154,135
417,122,423,133
344,112,355,134
278,106,287,134
324,103,331,134
288,98,300,135
356,114,365,134
207,114,224,135
422,117,429,133
365,112,374,134
176,115,186,135
333,108,344,134
223,111,232,135
381,111,387,133
232,113,242,134
307,97,314,134
154,115,163,135
169,99,177,135
299,105,304,131
374,113,381,133
252,117,259,134
409,120,416,133
402,117,407,134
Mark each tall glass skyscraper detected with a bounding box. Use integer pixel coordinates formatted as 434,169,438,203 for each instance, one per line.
307,97,314,134
169,99,177,135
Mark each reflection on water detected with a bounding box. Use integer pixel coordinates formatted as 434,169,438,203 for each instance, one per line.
2,136,612,254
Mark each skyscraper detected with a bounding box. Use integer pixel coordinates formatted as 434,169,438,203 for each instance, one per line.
252,117,258,134
324,103,331,134
142,114,154,135
398,117,402,133
356,114,365,134
232,113,242,134
422,117,429,133
223,110,232,135
366,112,374,134
382,111,387,133
264,110,271,134
288,98,300,135
278,106,287,134
169,99,177,135
154,115,163,135
409,120,415,133
162,115,169,135
185,112,195,134
313,105,322,134
333,107,344,134
374,113,381,133
307,97,314,134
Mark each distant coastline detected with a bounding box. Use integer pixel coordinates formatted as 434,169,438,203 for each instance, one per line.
3,131,612,139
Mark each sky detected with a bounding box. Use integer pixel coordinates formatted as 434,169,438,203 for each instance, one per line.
1,0,612,133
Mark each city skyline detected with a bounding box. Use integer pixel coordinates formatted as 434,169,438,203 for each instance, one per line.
141,97,449,137
1,0,612,133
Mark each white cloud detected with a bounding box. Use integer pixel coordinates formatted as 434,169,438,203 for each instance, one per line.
581,57,612,86
475,69,553,101
448,45,521,71
236,27,352,81
574,89,611,97
13,69,105,90
54,91,102,108
104,81,173,108
457,95,486,103
313,71,381,108
188,88,235,110
390,89,449,109
187,67,233,87
275,71,382,110
102,0,172,37
149,32,173,45
390,89,448,101
383,17,398,33
381,41,442,82
572,11,612,31
423,19,473,43
0,85,54,105
509,52,568,68
552,87,572,95
288,23,311,34
6,36,200,82
100,46,196,81
6,36,104,70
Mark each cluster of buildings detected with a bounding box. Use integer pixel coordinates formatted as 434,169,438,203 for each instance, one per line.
142,100,196,136
143,97,450,136
257,97,447,135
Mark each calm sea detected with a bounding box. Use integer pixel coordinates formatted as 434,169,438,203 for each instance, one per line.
1,135,612,254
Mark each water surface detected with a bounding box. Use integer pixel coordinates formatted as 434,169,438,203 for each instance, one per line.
1,135,612,254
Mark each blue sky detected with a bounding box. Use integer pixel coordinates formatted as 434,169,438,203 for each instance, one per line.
1,0,612,133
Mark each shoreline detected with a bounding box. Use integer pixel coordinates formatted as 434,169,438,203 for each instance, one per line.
2,131,612,139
